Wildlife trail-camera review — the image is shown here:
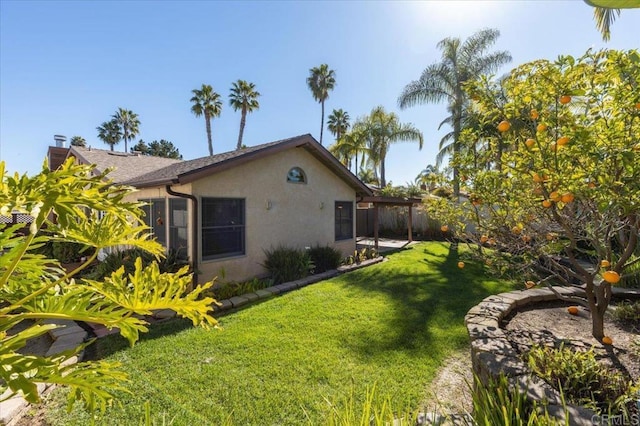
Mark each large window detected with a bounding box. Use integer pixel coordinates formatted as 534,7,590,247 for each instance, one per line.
335,201,353,241
202,198,245,260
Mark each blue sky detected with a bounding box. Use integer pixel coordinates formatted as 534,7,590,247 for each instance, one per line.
1,1,638,185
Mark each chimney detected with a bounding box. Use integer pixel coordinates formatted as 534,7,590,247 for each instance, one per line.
53,134,67,147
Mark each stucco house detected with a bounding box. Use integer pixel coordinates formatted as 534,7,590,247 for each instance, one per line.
49,134,372,283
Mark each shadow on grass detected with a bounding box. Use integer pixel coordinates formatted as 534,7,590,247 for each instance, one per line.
337,242,512,358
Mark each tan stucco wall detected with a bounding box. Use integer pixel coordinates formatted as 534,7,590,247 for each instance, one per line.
192,147,356,283
127,147,357,283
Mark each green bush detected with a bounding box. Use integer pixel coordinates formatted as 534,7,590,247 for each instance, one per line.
527,344,635,414
308,245,342,273
88,248,189,279
344,247,378,265
262,246,312,284
619,256,640,288
470,374,566,425
210,277,274,300
611,300,640,324
52,241,90,263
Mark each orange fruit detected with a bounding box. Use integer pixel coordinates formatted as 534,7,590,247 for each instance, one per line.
537,123,548,132
560,193,574,203
559,95,571,104
557,136,570,146
542,199,553,208
601,260,611,268
549,191,561,202
634,102,640,110
440,225,449,233
497,120,511,132
603,270,620,284
532,173,547,183
512,226,522,234
480,235,489,244
457,261,465,269
525,138,536,149
522,235,532,243
588,182,596,189
602,336,613,345
567,306,579,315
525,280,536,289
530,109,539,119
546,233,556,241
488,238,496,245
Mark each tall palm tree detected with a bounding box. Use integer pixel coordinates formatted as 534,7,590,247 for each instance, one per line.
96,119,122,151
327,109,350,143
112,108,140,153
307,64,336,145
398,28,511,198
229,80,261,150
363,106,423,188
190,84,223,156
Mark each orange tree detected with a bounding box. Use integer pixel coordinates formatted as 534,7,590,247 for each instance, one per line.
427,49,640,341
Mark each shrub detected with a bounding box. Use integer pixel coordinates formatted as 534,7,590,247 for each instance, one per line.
470,373,566,425
52,241,90,263
619,256,640,288
88,248,189,279
611,300,640,324
344,247,378,266
527,344,636,415
262,246,312,284
210,277,274,300
308,245,342,273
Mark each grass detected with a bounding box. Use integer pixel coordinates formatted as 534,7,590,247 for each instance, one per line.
44,242,515,425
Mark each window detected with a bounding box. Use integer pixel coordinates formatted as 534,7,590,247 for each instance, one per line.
287,167,306,184
169,198,188,259
140,198,166,246
335,201,353,241
202,198,245,260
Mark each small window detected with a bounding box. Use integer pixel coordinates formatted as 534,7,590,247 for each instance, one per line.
140,198,166,246
335,201,353,241
287,167,306,184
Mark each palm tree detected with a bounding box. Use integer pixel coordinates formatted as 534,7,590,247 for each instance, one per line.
307,64,336,145
96,119,122,151
363,106,423,188
112,108,140,153
398,28,511,198
190,84,223,156
327,109,350,143
69,136,86,147
229,80,261,150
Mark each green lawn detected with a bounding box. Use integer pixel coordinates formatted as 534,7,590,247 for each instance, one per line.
45,242,515,425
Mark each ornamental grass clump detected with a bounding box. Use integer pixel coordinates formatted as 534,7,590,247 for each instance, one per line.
262,245,313,284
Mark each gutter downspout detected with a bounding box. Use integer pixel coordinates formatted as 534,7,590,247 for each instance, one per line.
166,185,198,287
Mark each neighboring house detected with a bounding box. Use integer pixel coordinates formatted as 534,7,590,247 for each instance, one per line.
49,134,372,283
48,145,182,183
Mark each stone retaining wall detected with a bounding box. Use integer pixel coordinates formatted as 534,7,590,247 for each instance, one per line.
465,286,640,425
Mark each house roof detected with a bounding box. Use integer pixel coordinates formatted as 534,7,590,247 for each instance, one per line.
67,146,183,183
124,134,373,196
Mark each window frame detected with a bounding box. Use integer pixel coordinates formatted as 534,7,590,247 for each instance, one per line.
201,197,246,261
286,166,307,184
335,201,354,241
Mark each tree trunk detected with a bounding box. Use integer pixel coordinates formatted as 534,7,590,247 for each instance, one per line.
237,109,247,150
205,113,213,156
452,115,461,200
380,155,386,188
320,100,325,145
